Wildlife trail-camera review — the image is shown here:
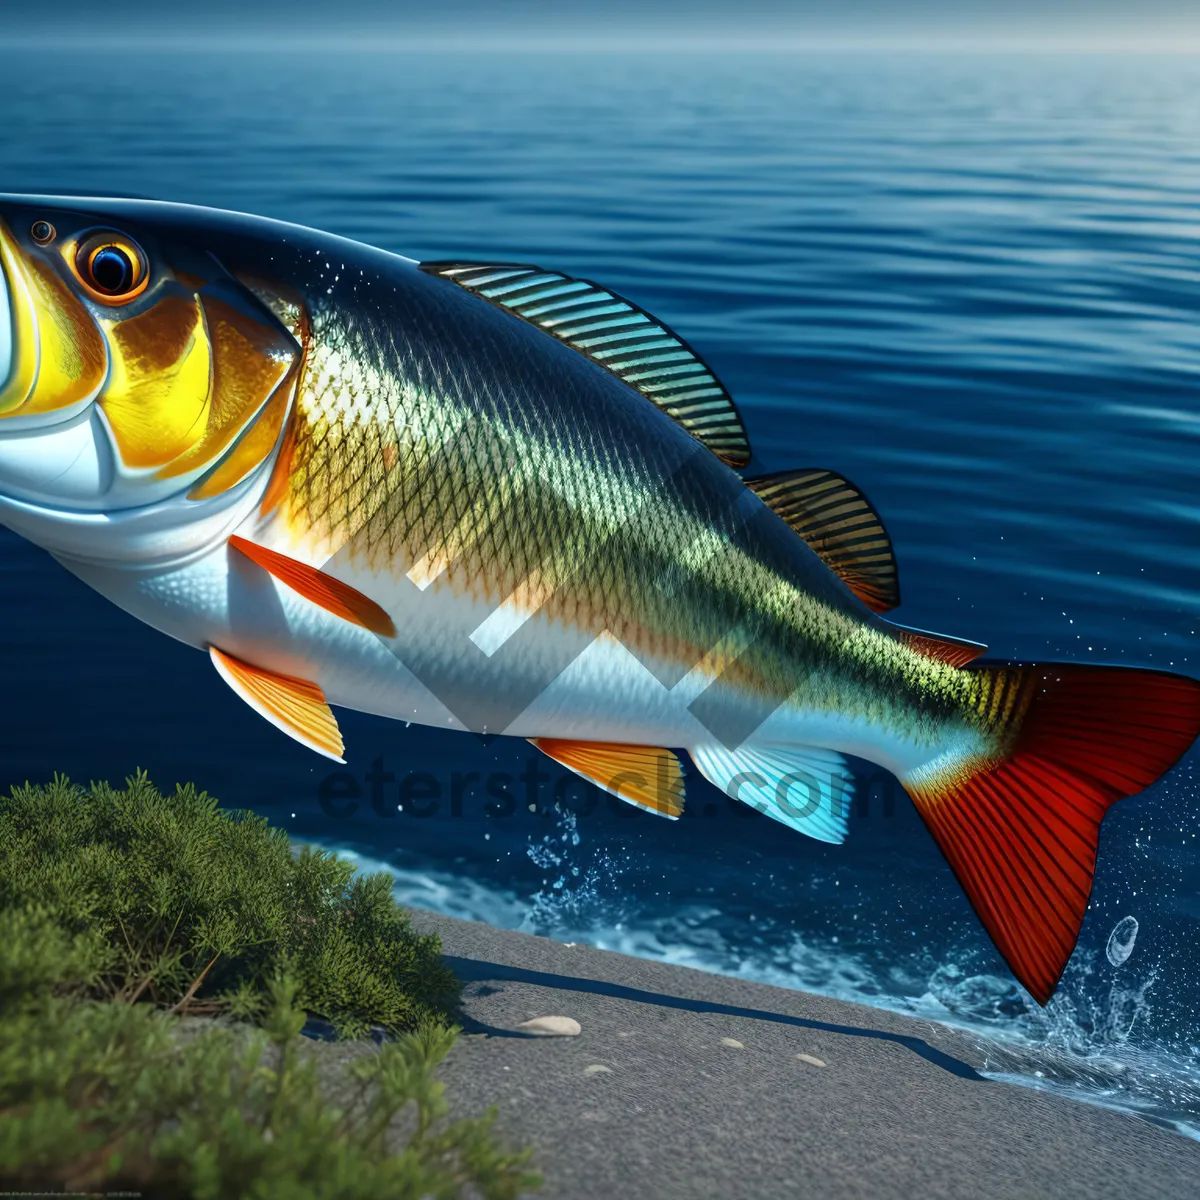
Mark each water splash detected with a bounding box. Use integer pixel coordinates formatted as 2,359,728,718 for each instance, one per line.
1107,917,1139,967
313,837,1200,1139
523,810,631,934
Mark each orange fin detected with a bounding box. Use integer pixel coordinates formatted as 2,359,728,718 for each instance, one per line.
228,535,396,638
745,468,900,613
531,738,685,818
210,646,345,762
893,623,987,668
903,663,1200,1004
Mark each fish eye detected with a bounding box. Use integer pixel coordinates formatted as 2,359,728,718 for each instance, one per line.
30,220,55,245
72,230,149,303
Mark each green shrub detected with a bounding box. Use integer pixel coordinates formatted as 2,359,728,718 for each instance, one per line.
0,774,540,1198
0,771,459,1035
0,962,537,1197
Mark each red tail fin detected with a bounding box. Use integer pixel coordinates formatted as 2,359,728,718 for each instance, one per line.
903,664,1200,1004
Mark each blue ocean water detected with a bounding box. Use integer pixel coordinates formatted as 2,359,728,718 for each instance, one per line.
2,45,1200,1133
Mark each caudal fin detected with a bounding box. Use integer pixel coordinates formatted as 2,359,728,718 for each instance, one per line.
902,664,1200,1004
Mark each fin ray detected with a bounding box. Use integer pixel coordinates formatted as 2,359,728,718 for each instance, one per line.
531,738,685,818
421,261,750,467
892,623,987,667
689,743,854,843
228,535,396,638
744,468,900,613
210,646,345,762
903,663,1200,1003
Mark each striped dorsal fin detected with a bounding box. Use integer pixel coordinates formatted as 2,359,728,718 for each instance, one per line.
745,467,900,614
420,261,750,468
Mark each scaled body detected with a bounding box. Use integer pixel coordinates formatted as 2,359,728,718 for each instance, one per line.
0,195,1195,1004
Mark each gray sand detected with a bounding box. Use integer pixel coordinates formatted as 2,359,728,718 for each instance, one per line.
411,910,1200,1199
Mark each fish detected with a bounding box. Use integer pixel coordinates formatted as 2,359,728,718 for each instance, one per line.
0,193,1196,1006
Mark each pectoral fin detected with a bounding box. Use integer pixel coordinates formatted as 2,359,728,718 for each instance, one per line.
531,738,685,818
228,535,396,637
210,646,345,762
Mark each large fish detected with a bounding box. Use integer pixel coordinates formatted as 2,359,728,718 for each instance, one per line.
0,195,1196,1004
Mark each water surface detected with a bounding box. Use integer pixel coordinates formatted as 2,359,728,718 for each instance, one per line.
2,46,1200,1134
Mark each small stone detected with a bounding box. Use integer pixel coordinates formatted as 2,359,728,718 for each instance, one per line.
583,1064,613,1076
720,1037,744,1048
519,1015,581,1037
796,1053,826,1068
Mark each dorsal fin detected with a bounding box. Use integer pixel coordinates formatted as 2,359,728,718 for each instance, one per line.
745,468,900,613
892,623,987,668
420,261,751,467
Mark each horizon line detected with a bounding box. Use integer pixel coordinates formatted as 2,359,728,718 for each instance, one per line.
5,29,1200,55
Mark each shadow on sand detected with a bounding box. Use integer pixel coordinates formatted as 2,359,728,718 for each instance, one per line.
444,955,984,1082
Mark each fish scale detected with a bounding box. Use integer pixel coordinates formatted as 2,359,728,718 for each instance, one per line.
282,292,889,719
0,193,1196,1006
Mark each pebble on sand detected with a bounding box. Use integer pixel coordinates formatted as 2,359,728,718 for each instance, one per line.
519,1016,582,1037
796,1053,826,1068
720,1037,744,1048
583,1064,613,1076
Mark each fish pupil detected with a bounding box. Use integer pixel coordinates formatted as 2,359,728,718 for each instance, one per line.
91,246,134,294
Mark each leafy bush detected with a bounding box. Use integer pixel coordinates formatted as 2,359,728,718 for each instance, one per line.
0,774,540,1199
0,771,458,1035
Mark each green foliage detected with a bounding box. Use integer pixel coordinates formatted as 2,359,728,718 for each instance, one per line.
0,771,459,1035
0,774,540,1199
0,964,537,1197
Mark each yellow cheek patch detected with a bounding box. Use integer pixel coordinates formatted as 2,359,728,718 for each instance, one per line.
0,226,40,415
161,293,295,481
99,293,212,470
186,360,295,500
21,256,108,414
0,216,301,501
0,219,107,417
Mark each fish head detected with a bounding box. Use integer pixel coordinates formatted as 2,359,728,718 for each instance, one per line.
0,195,305,564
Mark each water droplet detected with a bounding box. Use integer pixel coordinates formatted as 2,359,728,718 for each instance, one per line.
1107,916,1139,967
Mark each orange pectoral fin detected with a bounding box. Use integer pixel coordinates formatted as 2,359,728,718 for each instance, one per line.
209,646,345,762
228,535,396,638
531,738,686,818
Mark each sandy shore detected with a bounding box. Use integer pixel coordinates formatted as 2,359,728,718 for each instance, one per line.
410,910,1200,1200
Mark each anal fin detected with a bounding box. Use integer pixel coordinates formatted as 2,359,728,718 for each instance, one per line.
228,535,396,638
689,743,855,843
210,646,345,762
531,738,685,818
